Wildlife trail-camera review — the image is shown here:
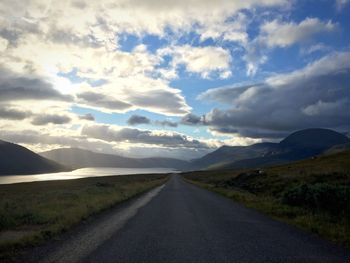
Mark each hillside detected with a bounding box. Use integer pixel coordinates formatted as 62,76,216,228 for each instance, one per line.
0,140,67,175
192,128,350,170
41,148,190,170
183,149,350,248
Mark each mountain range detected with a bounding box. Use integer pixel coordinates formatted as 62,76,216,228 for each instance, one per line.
191,128,350,170
0,140,67,175
40,148,190,170
1,128,349,175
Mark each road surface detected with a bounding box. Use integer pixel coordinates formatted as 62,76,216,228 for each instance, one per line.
31,174,350,263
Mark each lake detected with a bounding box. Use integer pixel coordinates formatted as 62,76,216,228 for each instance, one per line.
0,167,178,185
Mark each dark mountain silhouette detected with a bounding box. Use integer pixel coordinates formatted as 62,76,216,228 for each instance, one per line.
280,128,350,150
0,140,67,175
40,148,190,170
190,142,281,169
2,128,349,175
192,128,350,170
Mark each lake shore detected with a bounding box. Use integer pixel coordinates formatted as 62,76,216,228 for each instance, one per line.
0,167,177,185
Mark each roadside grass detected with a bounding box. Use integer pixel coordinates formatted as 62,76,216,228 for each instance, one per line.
0,173,168,261
182,150,350,249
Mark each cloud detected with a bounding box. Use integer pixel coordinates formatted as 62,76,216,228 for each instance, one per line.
79,113,95,121
160,45,232,78
336,0,349,11
155,120,178,128
300,43,331,55
241,17,337,76
1,0,346,156
128,116,178,128
20,0,284,38
0,68,73,102
81,124,210,149
127,115,151,125
0,106,30,120
242,39,268,76
0,127,214,159
197,12,249,44
180,113,204,125
260,18,336,48
0,128,116,154
127,86,191,116
0,36,8,51
77,91,132,112
0,0,288,121
200,52,350,139
31,114,72,126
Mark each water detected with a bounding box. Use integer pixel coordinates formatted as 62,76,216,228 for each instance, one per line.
0,167,178,185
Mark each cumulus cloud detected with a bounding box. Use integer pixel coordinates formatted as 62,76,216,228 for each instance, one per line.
160,45,232,78
155,120,178,128
31,114,72,126
127,115,151,125
77,91,132,112
260,18,336,48
0,128,117,154
128,116,178,127
0,127,215,159
12,0,284,38
79,113,95,121
180,113,205,125
0,0,291,121
0,68,73,102
127,87,191,116
0,106,30,120
0,0,345,155
242,17,337,75
200,52,350,139
197,12,249,44
81,124,210,149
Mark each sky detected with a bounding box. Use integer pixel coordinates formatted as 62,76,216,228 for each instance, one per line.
0,0,350,160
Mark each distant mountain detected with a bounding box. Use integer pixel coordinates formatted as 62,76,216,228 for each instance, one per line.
279,129,350,150
0,140,67,175
192,128,350,170
40,148,190,170
191,142,281,169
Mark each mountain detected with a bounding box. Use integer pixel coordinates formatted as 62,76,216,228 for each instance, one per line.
0,140,67,175
192,128,350,170
40,148,190,170
279,128,350,151
190,142,281,169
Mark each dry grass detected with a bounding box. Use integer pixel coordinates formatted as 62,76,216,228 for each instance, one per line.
183,150,350,249
0,173,168,261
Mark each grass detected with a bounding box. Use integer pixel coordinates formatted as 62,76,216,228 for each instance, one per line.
182,150,350,249
0,173,168,261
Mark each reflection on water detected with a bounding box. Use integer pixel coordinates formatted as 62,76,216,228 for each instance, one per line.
0,167,178,185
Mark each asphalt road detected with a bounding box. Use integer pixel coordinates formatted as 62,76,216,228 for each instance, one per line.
79,174,350,263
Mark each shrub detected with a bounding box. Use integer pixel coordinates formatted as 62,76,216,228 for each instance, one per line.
282,183,350,217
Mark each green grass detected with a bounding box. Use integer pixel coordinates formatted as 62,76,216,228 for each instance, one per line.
0,173,168,261
183,150,350,249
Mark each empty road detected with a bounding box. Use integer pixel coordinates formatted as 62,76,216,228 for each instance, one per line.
33,175,350,263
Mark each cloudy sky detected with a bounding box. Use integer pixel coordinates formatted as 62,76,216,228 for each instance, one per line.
0,0,349,159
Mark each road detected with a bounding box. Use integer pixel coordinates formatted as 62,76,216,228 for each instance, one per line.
32,174,350,263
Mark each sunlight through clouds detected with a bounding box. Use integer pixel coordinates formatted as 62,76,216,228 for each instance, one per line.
0,0,349,158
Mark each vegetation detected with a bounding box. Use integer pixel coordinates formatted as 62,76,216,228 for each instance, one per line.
183,150,350,249
0,174,168,261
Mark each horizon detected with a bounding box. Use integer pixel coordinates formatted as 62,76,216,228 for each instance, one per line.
1,0,350,159
37,127,350,160
2,127,348,161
